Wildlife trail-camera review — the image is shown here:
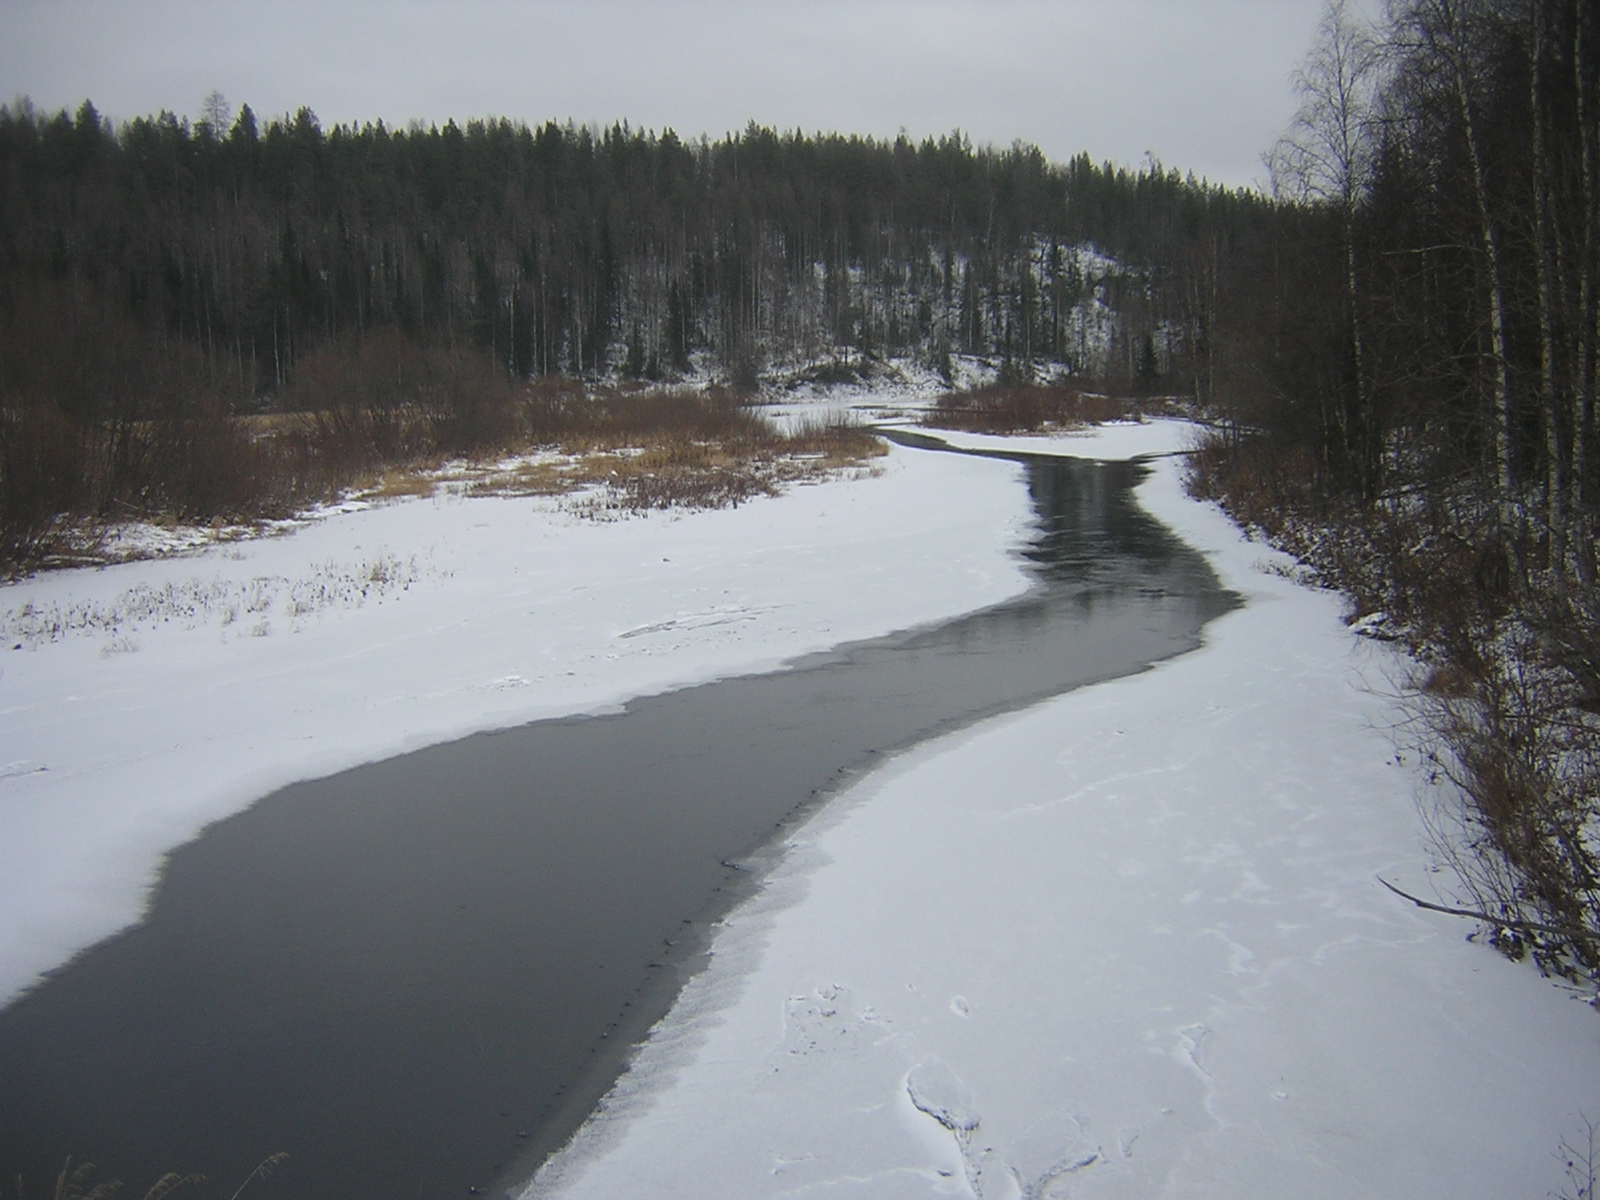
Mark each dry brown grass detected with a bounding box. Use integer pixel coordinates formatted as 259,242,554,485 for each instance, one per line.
458,416,886,513
3,361,887,574
359,471,439,501
300,390,890,517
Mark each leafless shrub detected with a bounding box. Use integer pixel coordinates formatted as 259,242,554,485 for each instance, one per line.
0,404,86,567
1189,427,1600,982
1556,1115,1598,1200
1,314,886,574
922,384,1142,434
524,385,768,450
285,331,517,463
0,284,276,570
1412,651,1600,979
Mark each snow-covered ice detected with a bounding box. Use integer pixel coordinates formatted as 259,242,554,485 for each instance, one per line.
526,423,1600,1200
0,444,1034,1006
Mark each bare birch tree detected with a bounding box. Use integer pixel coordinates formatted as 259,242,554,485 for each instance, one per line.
1268,0,1384,494
1389,0,1521,529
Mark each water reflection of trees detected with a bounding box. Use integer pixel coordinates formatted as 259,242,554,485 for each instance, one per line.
1022,458,1209,596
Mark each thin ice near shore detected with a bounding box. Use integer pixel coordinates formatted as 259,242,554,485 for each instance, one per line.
526,423,1600,1200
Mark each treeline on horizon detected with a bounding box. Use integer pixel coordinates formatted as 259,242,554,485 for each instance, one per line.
0,97,1295,565
0,100,1264,392
0,1,1594,582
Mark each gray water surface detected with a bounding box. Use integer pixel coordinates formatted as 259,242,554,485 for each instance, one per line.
0,448,1235,1200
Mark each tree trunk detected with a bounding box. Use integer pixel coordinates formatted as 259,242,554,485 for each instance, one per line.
1575,0,1599,583
1344,198,1374,498
1437,0,1519,527
1533,0,1570,578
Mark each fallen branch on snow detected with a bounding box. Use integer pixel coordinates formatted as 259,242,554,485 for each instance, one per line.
1376,876,1599,944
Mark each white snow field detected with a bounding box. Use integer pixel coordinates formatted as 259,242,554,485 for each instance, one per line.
527,423,1600,1200
0,443,1036,1006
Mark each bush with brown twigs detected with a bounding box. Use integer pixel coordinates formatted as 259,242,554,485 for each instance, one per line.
1188,429,1600,986
0,320,885,576
922,384,1147,434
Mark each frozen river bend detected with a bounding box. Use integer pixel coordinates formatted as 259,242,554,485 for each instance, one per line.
528,427,1600,1200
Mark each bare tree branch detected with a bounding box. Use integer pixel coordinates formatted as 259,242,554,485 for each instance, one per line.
1376,875,1600,943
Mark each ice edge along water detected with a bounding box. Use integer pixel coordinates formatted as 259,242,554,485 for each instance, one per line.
3,418,1595,1199
0,438,1037,1007
524,423,1600,1200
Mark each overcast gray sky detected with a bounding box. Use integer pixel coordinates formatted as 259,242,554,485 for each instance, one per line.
1,1,1334,189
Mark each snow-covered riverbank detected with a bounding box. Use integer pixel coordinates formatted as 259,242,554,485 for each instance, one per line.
4,415,1594,1198
0,443,1035,1006
527,423,1600,1200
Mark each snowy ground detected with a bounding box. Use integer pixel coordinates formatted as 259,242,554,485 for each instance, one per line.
0,443,1036,1006
526,423,1600,1200
5,415,1596,1198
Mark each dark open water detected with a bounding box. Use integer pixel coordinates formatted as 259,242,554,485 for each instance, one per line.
0,446,1234,1200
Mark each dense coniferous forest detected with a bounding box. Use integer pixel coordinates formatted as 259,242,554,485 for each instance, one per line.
0,0,1596,977
0,100,1255,395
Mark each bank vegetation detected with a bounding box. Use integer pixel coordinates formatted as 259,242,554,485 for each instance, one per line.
1191,0,1600,983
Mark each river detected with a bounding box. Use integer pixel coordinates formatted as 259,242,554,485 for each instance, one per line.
0,445,1235,1200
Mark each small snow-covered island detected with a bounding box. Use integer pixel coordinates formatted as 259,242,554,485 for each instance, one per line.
2,3,1599,1198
